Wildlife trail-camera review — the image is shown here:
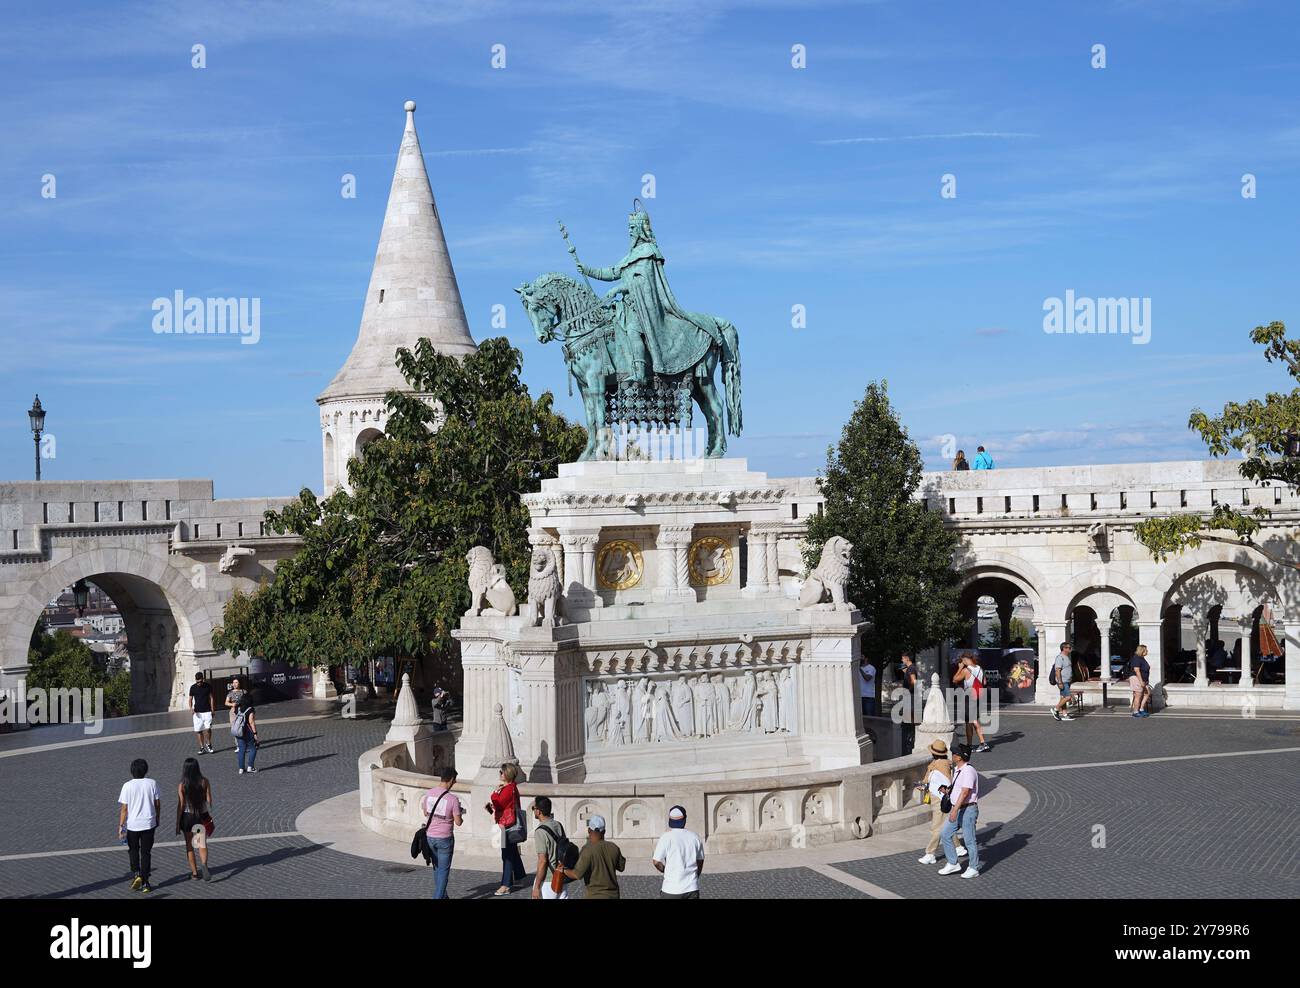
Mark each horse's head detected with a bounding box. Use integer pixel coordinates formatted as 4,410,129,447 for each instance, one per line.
516,274,562,343
515,273,597,344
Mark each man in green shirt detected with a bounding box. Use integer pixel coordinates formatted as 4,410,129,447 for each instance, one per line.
558,814,626,900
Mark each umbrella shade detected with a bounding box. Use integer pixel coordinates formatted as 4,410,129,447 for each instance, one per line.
1259,622,1282,658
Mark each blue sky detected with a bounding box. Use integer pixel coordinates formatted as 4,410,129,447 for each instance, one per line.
3,0,1298,497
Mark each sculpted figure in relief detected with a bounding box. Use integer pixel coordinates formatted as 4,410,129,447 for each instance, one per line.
671,675,695,737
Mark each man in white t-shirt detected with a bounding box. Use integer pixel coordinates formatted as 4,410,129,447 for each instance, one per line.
859,659,877,718
652,805,705,899
117,758,161,893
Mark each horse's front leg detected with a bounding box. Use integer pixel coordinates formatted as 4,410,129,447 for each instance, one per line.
573,367,598,460
694,357,726,457
583,367,612,460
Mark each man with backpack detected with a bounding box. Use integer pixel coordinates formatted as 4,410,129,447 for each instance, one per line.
555,814,626,900
530,797,578,899
1049,642,1075,722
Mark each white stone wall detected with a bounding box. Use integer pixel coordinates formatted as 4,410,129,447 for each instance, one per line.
0,479,300,711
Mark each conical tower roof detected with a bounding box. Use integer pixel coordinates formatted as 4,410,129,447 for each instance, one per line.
319,100,476,404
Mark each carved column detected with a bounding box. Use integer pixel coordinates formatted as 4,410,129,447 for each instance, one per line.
1036,623,1067,705
764,531,780,594
1236,615,1254,688
1284,620,1300,711
560,530,601,608
744,523,782,596
1191,617,1209,687
1096,618,1112,683
654,525,694,601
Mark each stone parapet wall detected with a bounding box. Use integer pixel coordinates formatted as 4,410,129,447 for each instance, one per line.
358,738,929,857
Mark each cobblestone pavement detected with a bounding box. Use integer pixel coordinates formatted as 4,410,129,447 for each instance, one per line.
1,701,1295,898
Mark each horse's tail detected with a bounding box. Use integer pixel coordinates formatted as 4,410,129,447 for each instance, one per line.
718,319,742,437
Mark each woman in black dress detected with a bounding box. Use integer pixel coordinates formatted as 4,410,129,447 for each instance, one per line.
177,757,213,881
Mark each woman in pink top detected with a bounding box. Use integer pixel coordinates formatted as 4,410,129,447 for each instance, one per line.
421,767,462,899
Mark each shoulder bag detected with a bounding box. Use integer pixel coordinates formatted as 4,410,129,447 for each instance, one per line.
411,789,448,863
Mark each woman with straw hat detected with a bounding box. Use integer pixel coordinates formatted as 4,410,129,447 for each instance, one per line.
916,739,966,865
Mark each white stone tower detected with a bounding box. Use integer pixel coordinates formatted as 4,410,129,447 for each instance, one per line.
318,100,477,493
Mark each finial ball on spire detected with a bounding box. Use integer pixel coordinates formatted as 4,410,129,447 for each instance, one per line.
404,99,417,112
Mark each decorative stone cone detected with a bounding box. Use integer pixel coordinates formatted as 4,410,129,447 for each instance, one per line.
384,673,437,772
389,672,421,732
911,672,954,755
479,702,522,781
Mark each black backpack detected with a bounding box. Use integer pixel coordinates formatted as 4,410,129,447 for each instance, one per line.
540,820,580,877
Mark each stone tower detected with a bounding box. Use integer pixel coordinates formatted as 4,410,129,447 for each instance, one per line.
318,99,477,493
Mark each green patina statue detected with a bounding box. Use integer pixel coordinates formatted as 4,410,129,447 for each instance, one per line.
517,202,742,460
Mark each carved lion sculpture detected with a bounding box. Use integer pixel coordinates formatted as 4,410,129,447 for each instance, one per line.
798,535,854,610
485,563,518,616
465,546,498,616
526,548,565,627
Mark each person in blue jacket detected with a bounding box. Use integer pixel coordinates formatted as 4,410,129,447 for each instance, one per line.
972,446,994,470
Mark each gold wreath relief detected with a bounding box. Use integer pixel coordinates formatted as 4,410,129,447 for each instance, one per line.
688,536,733,587
596,539,644,590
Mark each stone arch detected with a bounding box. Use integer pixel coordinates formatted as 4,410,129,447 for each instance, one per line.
1152,544,1285,617
355,427,384,458
1053,568,1156,625
4,546,223,712
954,551,1047,648
954,550,1048,616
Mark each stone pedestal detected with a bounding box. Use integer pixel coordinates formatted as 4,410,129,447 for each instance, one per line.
312,668,337,700
453,458,871,786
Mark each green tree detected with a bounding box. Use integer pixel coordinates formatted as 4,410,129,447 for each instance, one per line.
213,337,588,690
804,381,966,664
26,628,130,716
1136,321,1300,564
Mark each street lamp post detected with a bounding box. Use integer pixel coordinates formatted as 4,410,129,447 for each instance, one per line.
72,579,90,617
27,395,46,481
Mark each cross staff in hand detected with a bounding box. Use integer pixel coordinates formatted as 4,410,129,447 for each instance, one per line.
558,220,595,295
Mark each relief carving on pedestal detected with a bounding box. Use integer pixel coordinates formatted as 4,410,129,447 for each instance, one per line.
688,536,732,587
596,539,644,590
583,665,796,749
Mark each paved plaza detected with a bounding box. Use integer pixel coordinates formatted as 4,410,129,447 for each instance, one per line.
2,699,1296,899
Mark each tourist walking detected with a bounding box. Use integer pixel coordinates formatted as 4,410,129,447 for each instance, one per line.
937,743,981,879
530,796,571,900
556,814,626,899
859,657,877,719
916,739,965,865
176,757,213,881
189,671,214,754
972,446,994,470
1129,644,1153,718
952,449,970,471
420,767,462,899
232,692,259,774
486,763,526,896
952,653,991,752
117,758,160,894
652,805,705,898
224,675,246,715
1050,642,1075,722
899,654,919,754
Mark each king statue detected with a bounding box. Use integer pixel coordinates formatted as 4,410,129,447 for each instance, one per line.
517,202,743,461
